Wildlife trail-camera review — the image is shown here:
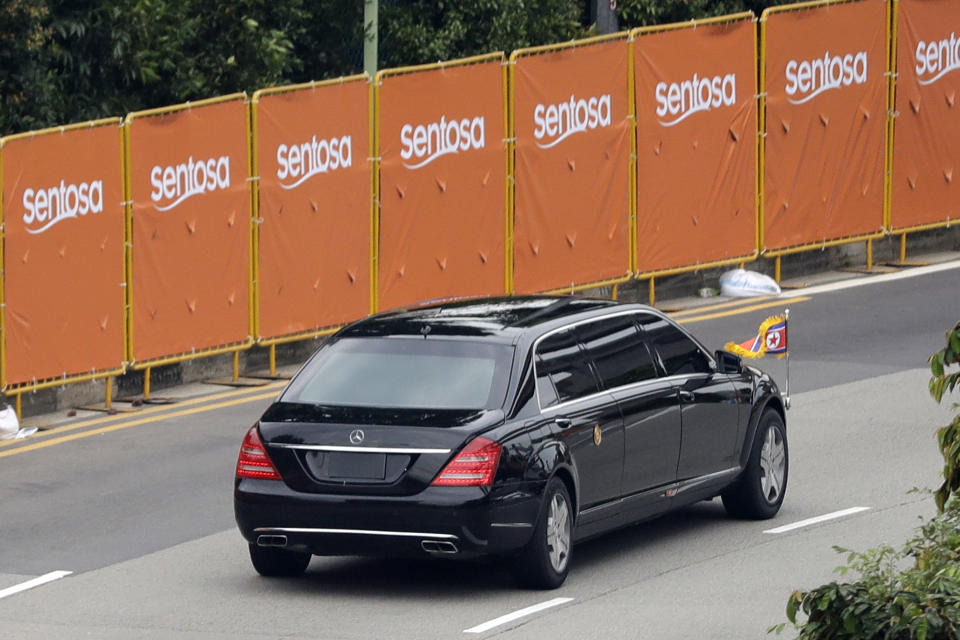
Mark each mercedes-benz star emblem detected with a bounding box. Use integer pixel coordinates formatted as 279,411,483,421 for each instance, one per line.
349,429,365,445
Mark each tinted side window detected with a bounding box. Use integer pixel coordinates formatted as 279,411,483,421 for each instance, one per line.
534,354,559,408
535,330,599,406
639,315,713,376
576,316,657,389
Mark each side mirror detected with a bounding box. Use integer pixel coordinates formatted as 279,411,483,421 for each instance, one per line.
715,350,743,374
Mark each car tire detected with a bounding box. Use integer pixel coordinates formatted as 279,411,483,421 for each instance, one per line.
248,543,311,577
722,409,788,519
512,476,573,590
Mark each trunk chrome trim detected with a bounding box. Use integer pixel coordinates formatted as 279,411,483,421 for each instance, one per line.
269,444,451,455
253,527,459,540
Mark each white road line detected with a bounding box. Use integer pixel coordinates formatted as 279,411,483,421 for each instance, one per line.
0,570,72,600
764,507,871,534
780,259,960,298
464,597,574,634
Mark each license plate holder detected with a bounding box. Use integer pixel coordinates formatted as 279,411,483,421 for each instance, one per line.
327,452,387,480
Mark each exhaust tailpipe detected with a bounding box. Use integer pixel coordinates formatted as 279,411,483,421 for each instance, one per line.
421,540,459,554
257,535,288,548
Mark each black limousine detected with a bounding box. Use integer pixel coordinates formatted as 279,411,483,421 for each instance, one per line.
235,296,788,589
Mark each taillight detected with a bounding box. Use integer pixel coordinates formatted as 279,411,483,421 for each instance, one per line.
432,437,502,486
236,426,281,480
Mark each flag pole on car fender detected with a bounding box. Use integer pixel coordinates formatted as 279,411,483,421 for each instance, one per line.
783,308,791,410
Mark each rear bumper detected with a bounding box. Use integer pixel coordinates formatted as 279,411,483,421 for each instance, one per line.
234,478,545,558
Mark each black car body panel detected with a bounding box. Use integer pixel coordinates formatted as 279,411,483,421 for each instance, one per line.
235,296,787,577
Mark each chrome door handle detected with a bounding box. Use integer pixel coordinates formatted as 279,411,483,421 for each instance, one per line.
679,390,696,403
554,418,572,429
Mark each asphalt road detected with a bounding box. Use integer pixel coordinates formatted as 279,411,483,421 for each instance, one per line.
0,261,957,639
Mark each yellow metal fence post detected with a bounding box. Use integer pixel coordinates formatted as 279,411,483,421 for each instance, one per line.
371,75,380,315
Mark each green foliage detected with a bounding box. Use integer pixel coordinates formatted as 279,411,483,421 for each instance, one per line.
45,0,305,121
776,500,960,639
0,0,309,133
1,0,833,135
930,322,960,512
615,0,793,28
0,0,59,134
378,0,587,68
779,323,960,638
0,0,593,135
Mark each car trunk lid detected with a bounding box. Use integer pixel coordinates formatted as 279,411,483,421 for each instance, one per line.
258,403,504,495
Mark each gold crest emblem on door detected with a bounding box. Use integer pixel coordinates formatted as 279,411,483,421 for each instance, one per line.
593,424,602,446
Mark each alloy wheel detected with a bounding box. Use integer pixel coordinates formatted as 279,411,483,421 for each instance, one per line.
759,425,786,503
545,492,571,573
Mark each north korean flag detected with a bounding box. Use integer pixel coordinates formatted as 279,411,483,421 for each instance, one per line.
764,321,787,355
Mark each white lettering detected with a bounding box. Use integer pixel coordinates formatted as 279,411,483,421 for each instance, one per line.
274,135,353,189
22,179,104,234
915,32,960,85
654,74,737,127
532,94,612,148
149,155,231,211
399,116,485,169
784,50,868,104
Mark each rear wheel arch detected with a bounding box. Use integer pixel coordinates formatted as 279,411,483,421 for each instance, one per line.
552,466,578,519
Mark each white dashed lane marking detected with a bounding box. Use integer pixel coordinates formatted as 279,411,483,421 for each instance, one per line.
463,597,574,634
0,571,72,600
764,507,871,534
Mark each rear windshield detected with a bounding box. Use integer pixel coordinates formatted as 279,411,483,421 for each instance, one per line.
282,337,513,411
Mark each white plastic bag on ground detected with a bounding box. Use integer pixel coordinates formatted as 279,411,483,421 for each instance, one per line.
719,268,781,298
0,405,37,440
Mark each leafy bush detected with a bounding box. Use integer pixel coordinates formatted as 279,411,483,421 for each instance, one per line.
776,323,960,639
930,322,960,512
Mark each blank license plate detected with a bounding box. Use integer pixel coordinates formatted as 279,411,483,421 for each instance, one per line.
327,452,387,480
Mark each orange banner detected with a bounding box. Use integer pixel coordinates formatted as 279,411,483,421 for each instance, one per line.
634,18,757,274
255,79,371,340
763,0,887,251
512,39,632,293
891,0,960,230
377,58,507,311
127,97,250,363
1,122,125,385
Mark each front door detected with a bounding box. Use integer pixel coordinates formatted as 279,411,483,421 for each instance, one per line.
535,329,624,511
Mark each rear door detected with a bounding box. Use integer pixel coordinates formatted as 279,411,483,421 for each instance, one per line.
535,328,624,512
576,314,681,501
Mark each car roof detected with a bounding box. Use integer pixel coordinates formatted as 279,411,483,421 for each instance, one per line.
337,296,656,343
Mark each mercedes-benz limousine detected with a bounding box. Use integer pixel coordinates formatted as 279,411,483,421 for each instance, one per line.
235,296,788,589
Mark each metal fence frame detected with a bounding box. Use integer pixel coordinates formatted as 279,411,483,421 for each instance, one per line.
630,13,760,303
0,118,127,414
373,52,510,309
509,33,636,296
123,94,255,377
759,0,890,280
